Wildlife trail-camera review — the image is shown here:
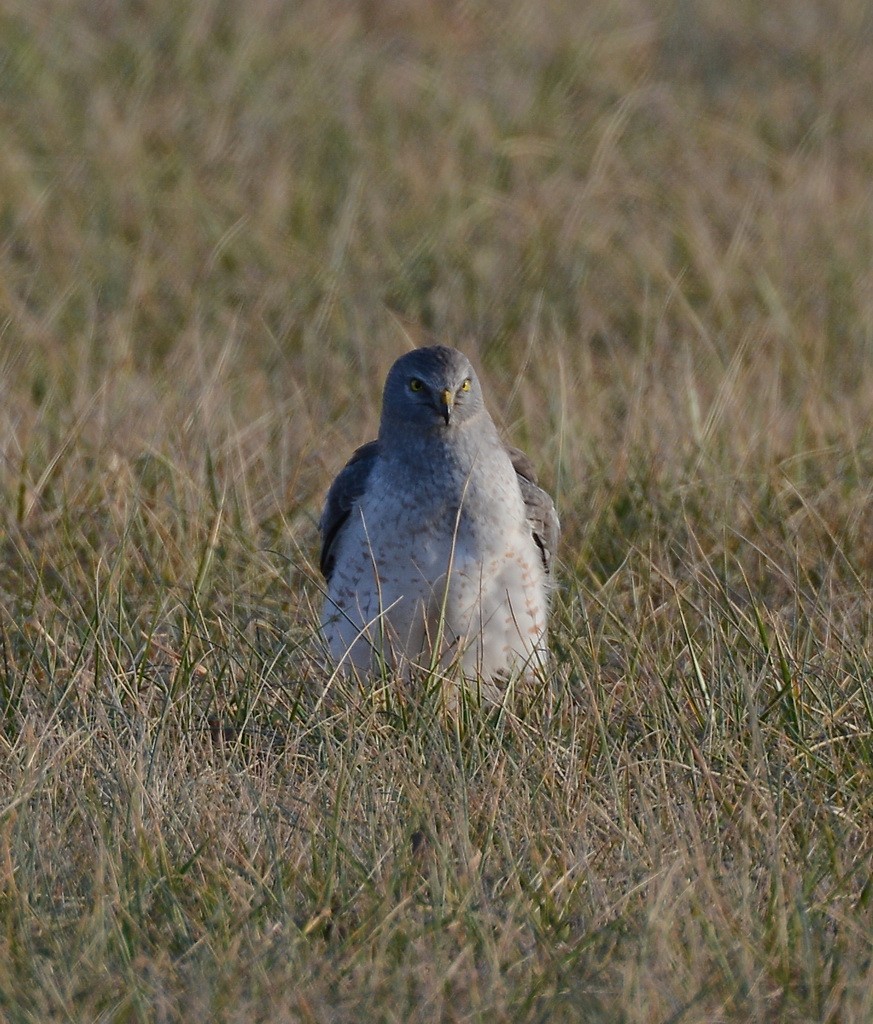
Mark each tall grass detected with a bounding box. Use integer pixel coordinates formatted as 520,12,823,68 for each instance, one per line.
0,0,871,1020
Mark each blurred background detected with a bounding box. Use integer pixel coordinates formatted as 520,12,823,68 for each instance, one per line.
0,0,871,640
2,0,872,553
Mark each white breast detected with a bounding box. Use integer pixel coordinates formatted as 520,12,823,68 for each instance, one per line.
321,454,549,682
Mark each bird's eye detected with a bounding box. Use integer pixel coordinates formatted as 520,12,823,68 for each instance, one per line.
409,378,424,392
461,379,471,392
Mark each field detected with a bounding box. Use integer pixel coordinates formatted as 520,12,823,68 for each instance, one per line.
1,0,872,1020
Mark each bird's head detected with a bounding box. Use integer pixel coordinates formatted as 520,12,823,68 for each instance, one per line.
379,346,485,435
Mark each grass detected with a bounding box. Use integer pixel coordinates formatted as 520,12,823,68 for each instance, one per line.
1,0,872,1020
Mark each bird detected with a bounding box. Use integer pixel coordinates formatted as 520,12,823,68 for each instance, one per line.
318,345,559,689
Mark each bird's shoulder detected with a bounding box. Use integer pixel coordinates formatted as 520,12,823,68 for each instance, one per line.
504,444,560,575
318,440,381,581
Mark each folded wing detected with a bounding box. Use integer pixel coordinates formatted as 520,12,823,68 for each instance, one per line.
505,445,560,575
318,440,380,582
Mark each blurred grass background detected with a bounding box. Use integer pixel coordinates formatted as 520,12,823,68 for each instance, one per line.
0,0,872,1020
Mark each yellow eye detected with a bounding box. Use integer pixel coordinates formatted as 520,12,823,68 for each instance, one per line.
409,378,424,392
461,379,471,392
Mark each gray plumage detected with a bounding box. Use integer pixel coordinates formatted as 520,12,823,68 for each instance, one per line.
319,346,559,682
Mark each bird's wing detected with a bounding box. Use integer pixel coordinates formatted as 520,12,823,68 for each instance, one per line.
318,440,380,582
505,444,560,575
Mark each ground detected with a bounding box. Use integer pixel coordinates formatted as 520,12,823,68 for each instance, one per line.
0,1,871,1020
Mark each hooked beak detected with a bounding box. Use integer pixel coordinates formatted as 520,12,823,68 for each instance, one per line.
440,388,454,425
